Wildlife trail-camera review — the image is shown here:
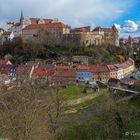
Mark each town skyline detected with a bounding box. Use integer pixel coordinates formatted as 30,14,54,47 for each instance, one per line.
0,0,140,37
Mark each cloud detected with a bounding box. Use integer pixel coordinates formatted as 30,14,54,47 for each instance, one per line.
122,20,138,33
114,24,122,32
115,20,140,37
0,0,134,29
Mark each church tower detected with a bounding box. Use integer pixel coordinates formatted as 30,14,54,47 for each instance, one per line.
20,10,24,24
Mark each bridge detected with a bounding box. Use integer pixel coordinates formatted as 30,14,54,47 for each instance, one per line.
108,86,140,94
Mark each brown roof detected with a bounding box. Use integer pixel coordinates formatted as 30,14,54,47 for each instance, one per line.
23,22,67,30
71,26,90,33
90,66,109,73
93,25,118,32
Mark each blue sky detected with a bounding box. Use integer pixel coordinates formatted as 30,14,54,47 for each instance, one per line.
0,0,140,37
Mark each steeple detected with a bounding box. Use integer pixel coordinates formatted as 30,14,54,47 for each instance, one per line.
112,24,118,32
20,10,24,24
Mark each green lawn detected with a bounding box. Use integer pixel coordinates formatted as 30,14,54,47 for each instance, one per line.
128,98,140,110
66,94,103,111
58,85,87,100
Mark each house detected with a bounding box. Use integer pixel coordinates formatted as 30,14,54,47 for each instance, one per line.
75,66,93,83
114,64,124,79
1,74,11,85
0,59,12,65
120,78,135,87
2,31,14,42
133,70,140,80
90,66,110,82
108,78,121,87
53,70,76,83
107,65,117,79
22,22,70,45
92,24,119,46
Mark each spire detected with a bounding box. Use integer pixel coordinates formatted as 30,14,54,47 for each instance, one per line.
112,24,118,32
20,10,24,24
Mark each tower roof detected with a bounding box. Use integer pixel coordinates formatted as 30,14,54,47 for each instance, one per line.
20,10,24,23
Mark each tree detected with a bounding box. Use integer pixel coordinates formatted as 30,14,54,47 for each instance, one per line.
0,83,63,140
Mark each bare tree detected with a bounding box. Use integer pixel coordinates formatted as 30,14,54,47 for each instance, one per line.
0,83,63,140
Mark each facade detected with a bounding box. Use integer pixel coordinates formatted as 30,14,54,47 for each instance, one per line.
76,66,93,82
6,11,57,38
22,22,70,45
116,67,124,79
92,24,119,46
90,66,110,82
2,31,14,42
107,65,117,79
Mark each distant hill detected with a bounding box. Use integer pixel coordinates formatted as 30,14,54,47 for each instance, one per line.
134,37,140,40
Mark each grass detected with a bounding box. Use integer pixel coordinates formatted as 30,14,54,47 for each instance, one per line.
128,97,140,110
126,117,140,140
66,94,103,111
58,84,87,101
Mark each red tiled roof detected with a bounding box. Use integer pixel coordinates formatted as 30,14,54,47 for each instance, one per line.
93,25,118,32
119,62,129,69
23,22,67,30
107,65,117,71
75,66,90,71
71,26,90,33
56,65,69,70
54,71,76,77
93,27,114,32
33,68,47,77
90,66,109,73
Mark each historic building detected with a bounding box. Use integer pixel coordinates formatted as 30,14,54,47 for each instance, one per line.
7,11,57,38
92,24,119,46
4,12,119,47
22,22,70,45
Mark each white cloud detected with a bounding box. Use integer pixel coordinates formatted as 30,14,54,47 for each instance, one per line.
123,20,138,33
0,0,134,29
114,24,122,32
115,20,140,37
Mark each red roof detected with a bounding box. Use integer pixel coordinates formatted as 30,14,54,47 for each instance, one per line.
93,25,118,32
71,26,90,33
54,71,76,77
107,65,117,71
33,68,47,77
119,62,129,69
90,66,109,73
23,22,67,30
56,65,69,70
75,66,90,71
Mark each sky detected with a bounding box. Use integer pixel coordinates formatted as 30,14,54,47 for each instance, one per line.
0,0,140,37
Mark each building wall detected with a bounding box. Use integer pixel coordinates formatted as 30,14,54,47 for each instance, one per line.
76,71,93,82
117,68,123,79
